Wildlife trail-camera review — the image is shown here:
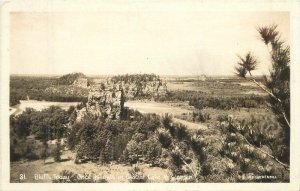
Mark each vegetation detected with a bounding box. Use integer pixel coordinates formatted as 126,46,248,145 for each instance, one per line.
158,90,267,110
10,65,289,182
57,72,86,85
10,106,72,161
235,25,290,164
128,165,148,183
10,76,87,106
71,113,162,165
176,111,211,123
53,142,62,162
217,115,289,181
10,104,289,182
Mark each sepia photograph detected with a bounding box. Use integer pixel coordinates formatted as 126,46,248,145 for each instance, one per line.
1,0,300,190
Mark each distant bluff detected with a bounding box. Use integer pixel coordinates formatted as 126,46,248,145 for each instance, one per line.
77,74,168,120
55,73,168,99
57,72,88,88
45,73,167,102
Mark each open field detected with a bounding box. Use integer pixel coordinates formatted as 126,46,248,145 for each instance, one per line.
125,101,191,115
10,100,79,115
166,80,266,96
125,101,207,130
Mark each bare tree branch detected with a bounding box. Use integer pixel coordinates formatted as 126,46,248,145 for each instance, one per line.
248,71,290,129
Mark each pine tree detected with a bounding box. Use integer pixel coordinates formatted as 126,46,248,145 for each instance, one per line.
235,24,290,163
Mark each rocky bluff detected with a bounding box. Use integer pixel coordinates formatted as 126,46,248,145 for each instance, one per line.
86,82,124,120
77,74,167,120
111,74,167,99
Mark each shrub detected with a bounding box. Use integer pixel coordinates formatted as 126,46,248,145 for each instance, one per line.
169,152,184,176
23,145,39,160
10,146,21,161
217,114,229,122
190,137,208,164
123,140,141,164
217,115,289,182
162,114,175,136
131,133,146,142
174,124,189,141
158,131,172,148
141,138,162,166
158,90,266,110
201,163,212,176
25,152,39,160
128,165,148,183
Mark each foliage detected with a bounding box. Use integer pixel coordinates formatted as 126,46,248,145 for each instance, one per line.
218,115,289,181
140,137,162,166
57,72,86,85
158,130,172,148
10,106,70,141
10,75,88,106
53,141,62,162
123,140,141,164
234,24,290,163
24,146,40,160
122,134,162,166
128,165,148,183
71,113,162,164
159,90,267,110
10,132,51,162
10,106,70,161
99,139,113,164
235,52,258,78
177,111,211,123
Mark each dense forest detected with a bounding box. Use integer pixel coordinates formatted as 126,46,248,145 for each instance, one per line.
157,90,267,110
10,75,88,106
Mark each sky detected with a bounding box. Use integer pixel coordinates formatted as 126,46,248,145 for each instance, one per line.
10,11,289,76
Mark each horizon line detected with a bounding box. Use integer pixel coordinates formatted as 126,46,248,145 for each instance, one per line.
10,73,266,77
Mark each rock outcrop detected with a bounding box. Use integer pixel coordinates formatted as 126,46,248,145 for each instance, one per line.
73,77,88,88
86,82,124,120
75,74,168,121
122,80,167,99
110,74,168,99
